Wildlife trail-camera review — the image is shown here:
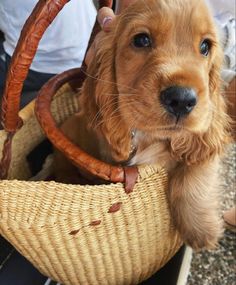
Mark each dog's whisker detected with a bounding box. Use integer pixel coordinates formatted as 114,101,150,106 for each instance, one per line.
90,103,117,129
88,93,140,128
104,93,135,96
92,100,138,130
81,69,138,92
90,98,121,128
98,95,138,113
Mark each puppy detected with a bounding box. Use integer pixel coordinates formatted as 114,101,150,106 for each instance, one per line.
54,0,230,250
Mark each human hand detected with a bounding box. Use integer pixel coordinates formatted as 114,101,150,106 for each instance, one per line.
85,0,137,65
85,7,114,66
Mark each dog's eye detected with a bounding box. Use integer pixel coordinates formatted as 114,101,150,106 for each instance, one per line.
200,39,211,56
133,33,152,48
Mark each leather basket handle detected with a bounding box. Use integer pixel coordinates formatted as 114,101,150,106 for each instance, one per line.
35,68,126,183
1,0,139,188
35,0,139,185
0,0,112,132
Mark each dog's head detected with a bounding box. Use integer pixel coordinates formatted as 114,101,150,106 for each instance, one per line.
82,0,230,164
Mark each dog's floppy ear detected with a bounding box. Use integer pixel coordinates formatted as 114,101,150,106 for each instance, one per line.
80,31,132,162
170,47,230,165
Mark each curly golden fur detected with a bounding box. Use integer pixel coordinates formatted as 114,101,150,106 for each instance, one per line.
55,0,230,250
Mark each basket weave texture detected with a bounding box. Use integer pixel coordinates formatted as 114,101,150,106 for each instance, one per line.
0,83,181,284
0,83,79,180
0,168,180,285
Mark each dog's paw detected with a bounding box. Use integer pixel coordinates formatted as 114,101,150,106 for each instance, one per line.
182,219,224,251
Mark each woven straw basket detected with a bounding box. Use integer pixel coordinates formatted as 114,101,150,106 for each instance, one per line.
0,0,182,284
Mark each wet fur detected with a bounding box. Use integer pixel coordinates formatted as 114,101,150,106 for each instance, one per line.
54,0,230,250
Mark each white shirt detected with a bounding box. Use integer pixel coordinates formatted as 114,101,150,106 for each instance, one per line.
0,0,97,74
207,0,235,18
206,0,235,84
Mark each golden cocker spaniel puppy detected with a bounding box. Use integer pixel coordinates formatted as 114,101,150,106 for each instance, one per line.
55,0,230,250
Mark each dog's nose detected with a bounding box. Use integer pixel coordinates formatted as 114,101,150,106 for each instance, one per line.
160,86,197,117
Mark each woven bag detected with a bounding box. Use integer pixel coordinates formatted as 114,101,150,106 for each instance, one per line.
0,1,182,284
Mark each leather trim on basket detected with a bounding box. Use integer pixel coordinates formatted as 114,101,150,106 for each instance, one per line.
35,7,140,186
1,0,70,132
124,166,139,194
35,68,130,183
0,0,71,179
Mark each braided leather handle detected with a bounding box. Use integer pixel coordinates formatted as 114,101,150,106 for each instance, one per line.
0,0,112,132
34,0,139,184
0,0,137,185
35,68,125,183
1,0,69,131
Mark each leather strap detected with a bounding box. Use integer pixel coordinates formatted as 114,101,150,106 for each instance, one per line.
34,0,133,184
0,0,113,132
124,166,139,194
1,0,70,132
1,0,140,188
35,68,126,183
0,0,113,179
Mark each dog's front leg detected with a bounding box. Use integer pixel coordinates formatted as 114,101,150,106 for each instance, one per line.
168,159,223,251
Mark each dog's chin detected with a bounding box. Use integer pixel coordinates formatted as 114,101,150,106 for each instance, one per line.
154,126,184,139
155,112,212,137
154,121,208,139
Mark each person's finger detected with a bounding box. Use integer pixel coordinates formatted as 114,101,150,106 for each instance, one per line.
85,7,114,66
97,7,115,32
86,1,137,66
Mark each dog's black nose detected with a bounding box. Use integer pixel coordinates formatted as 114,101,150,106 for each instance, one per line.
160,86,197,117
